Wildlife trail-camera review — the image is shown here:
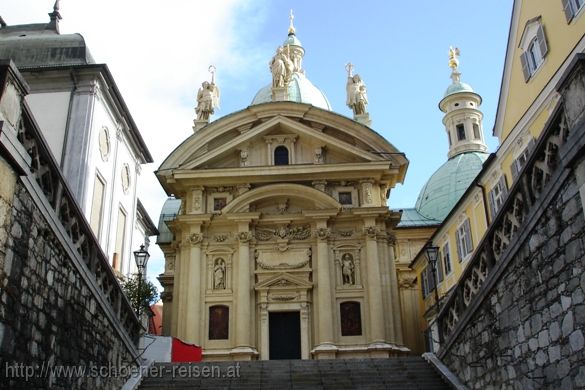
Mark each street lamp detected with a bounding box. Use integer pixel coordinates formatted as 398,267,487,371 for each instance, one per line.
425,240,442,345
133,244,150,317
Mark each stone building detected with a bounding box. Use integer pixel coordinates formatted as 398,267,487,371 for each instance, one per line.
156,20,410,360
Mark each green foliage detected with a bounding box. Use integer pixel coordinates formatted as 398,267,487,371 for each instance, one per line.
122,274,159,315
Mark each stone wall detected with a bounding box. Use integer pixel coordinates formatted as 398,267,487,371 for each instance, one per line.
441,170,585,389
0,165,137,389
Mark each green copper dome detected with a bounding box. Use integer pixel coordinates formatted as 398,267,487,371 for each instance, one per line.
443,81,474,98
251,73,332,110
283,34,303,47
415,152,489,221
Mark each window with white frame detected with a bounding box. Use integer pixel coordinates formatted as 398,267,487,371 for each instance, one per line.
511,138,536,179
520,19,548,82
489,175,509,219
563,0,585,23
456,218,473,261
442,242,452,276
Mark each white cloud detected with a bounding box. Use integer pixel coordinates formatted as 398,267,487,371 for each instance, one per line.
3,0,272,289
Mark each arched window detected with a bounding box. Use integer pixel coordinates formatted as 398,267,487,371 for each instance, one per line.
340,301,362,336
209,305,229,340
274,146,289,165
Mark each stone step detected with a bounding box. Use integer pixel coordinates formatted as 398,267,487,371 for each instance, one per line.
137,357,451,390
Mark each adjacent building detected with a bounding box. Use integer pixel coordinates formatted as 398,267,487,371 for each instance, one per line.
0,6,158,278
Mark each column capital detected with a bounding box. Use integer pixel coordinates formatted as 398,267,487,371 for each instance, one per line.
189,233,204,246
364,226,379,238
314,227,331,240
237,231,253,243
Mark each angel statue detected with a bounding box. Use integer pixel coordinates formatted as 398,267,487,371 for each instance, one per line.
346,71,368,116
195,66,220,121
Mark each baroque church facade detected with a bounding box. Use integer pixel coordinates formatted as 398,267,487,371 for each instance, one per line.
156,19,411,360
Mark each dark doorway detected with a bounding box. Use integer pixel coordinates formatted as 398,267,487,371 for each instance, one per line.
269,311,301,359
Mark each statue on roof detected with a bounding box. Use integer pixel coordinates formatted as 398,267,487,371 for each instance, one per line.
449,46,460,71
346,63,368,116
195,65,220,122
270,46,293,88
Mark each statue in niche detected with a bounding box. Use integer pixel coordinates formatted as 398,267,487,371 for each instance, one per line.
270,46,293,88
213,258,226,289
341,253,355,285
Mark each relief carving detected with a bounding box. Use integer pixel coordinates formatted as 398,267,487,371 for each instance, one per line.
255,224,311,241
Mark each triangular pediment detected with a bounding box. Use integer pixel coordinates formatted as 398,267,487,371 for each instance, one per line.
255,272,313,291
159,103,407,171
180,115,384,170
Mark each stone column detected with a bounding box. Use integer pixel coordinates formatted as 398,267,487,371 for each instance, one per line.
171,244,181,337
313,221,337,359
184,231,203,344
387,233,404,344
363,220,385,344
231,220,257,359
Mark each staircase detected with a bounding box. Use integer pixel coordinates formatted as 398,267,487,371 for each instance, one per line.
138,357,452,389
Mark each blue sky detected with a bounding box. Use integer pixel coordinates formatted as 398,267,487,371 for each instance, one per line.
3,1,513,290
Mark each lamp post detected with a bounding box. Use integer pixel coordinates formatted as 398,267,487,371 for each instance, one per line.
425,240,442,345
133,244,150,318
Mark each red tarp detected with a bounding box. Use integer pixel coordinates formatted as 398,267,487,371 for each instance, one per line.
171,337,202,362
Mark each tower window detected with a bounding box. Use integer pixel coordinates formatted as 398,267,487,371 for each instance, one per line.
456,124,466,141
274,146,289,165
473,123,480,140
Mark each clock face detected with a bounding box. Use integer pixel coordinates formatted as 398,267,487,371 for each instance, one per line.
121,163,131,194
99,127,110,161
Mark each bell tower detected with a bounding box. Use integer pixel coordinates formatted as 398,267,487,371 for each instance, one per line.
439,47,488,159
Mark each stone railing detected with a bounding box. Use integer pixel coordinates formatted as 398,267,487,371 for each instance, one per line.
1,63,142,350
437,87,573,349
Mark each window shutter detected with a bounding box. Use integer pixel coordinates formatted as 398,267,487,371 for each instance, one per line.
489,188,497,220
511,160,519,180
537,25,548,58
444,243,451,274
421,268,428,297
563,0,574,23
455,230,462,262
520,52,531,82
464,219,473,253
437,252,444,283
499,175,509,198
427,267,435,291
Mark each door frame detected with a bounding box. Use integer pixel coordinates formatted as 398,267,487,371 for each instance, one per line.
259,300,310,360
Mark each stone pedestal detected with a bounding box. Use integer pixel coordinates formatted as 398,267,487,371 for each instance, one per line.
272,86,288,101
193,119,209,132
354,113,372,127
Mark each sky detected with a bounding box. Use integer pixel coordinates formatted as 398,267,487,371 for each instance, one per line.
3,1,513,291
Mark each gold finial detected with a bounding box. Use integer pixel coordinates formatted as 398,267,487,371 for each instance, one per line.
448,46,460,71
288,9,296,35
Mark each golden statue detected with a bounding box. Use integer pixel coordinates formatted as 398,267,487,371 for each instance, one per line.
449,46,460,71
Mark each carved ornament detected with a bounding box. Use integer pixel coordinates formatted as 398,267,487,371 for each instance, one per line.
256,224,311,241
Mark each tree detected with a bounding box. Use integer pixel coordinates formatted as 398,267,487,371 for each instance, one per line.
122,274,159,316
